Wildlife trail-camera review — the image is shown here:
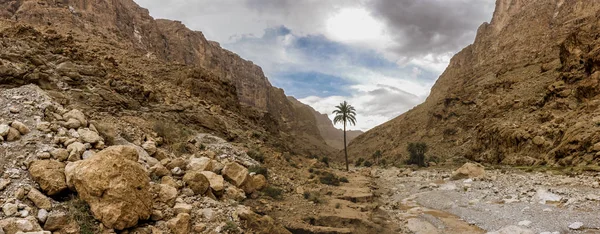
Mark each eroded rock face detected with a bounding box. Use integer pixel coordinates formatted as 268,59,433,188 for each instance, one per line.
65,145,152,230
346,1,600,167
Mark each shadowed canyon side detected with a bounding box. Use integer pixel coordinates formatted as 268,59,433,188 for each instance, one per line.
0,0,334,156
288,97,363,150
349,0,600,166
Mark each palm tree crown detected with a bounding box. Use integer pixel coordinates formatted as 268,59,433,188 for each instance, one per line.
333,101,357,127
333,101,357,171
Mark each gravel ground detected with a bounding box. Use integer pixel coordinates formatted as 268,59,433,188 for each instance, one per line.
374,167,600,233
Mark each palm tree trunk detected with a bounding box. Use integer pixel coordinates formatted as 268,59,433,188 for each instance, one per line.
344,122,348,171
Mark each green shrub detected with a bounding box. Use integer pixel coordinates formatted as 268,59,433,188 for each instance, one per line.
340,177,349,183
262,186,283,200
248,166,268,178
303,191,324,204
380,159,387,166
372,150,382,164
407,142,428,167
222,221,240,233
320,157,330,167
247,150,265,163
319,172,341,186
67,196,98,234
355,158,365,167
363,161,373,167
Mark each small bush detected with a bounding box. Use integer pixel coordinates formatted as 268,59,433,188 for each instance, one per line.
247,150,265,163
372,150,382,164
262,186,283,200
355,158,365,167
407,142,428,167
320,157,330,167
339,177,349,183
248,166,268,178
363,161,373,167
303,191,324,204
319,172,341,186
67,196,98,234
380,159,387,166
222,221,240,233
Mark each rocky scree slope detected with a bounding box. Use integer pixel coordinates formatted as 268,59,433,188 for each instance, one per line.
349,0,600,167
0,0,335,157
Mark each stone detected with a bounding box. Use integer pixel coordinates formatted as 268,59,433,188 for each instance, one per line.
50,148,69,161
6,127,21,141
534,189,562,204
222,162,249,187
150,164,170,178
0,124,10,136
0,217,43,234
8,106,19,113
64,145,152,230
166,213,191,234
224,187,246,201
487,225,534,234
82,150,95,160
532,136,545,146
242,174,267,194
200,171,224,193
43,212,69,231
66,142,85,161
37,209,48,223
173,203,193,214
28,160,68,196
63,118,81,129
37,152,51,159
157,184,177,205
160,176,180,189
518,220,531,226
451,163,485,180
10,121,29,135
211,160,225,174
187,157,212,172
27,188,52,210
2,203,18,216
62,109,87,127
182,171,209,195
77,128,102,144
0,179,11,191
569,222,584,230
142,141,157,156
171,167,183,176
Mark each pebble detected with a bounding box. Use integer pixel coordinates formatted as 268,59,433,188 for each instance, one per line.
518,220,532,226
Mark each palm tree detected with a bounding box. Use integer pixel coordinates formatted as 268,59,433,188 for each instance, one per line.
333,101,357,171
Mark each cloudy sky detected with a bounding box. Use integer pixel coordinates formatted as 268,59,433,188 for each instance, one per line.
135,0,496,131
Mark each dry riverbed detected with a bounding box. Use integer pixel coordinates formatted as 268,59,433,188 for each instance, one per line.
374,166,600,234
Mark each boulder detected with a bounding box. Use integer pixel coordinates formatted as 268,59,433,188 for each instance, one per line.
142,141,157,156
66,142,85,162
222,162,249,187
2,203,17,216
50,149,69,161
43,211,69,231
156,184,177,205
173,203,193,214
200,171,224,193
167,213,191,234
242,174,267,194
450,162,485,180
0,123,10,136
5,127,21,141
0,217,43,234
182,171,209,195
187,157,212,172
77,128,102,144
27,188,52,210
28,160,68,196
62,109,87,127
63,118,81,129
10,121,29,135
65,145,152,230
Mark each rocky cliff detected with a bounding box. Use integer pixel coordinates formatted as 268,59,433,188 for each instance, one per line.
0,0,334,156
349,0,600,167
287,97,363,150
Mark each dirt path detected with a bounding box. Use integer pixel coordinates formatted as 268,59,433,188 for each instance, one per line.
373,167,600,234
